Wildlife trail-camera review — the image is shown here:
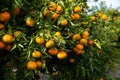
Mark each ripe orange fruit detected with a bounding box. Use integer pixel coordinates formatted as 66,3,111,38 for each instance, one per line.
69,58,75,63
0,41,6,49
81,21,88,26
0,11,11,22
75,44,83,50
45,40,55,48
14,7,20,16
73,47,83,55
88,40,94,45
56,5,63,13
91,16,96,21
48,2,57,11
26,17,34,27
42,9,49,17
32,50,41,58
82,35,89,39
60,19,68,26
83,31,89,36
5,44,12,51
72,33,81,41
73,6,81,13
99,78,104,80
57,51,67,59
73,47,79,52
98,13,102,17
26,61,37,70
54,32,61,37
2,34,14,43
80,38,87,45
51,13,59,20
48,48,58,55
81,50,85,55
0,23,5,30
101,14,107,21
71,13,80,20
36,61,42,68
13,30,21,37
35,37,45,44
82,31,89,39
76,49,83,55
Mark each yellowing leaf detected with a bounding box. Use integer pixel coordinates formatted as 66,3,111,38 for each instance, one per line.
94,39,101,49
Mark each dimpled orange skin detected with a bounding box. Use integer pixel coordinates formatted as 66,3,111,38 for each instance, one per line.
51,13,59,20
32,50,42,58
73,6,81,13
45,40,55,48
26,19,34,27
71,13,80,20
0,41,6,49
0,11,11,22
80,38,87,45
75,44,83,50
5,44,12,51
101,14,107,21
48,2,57,11
60,19,68,26
2,34,14,43
48,48,58,55
26,61,37,70
88,40,94,45
83,31,89,36
36,61,42,68
54,32,61,37
0,23,5,30
57,51,67,59
82,31,89,39
72,33,81,41
91,16,96,21
56,5,63,13
14,7,20,16
42,9,49,17
35,37,45,44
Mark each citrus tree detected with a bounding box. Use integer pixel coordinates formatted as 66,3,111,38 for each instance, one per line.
0,0,120,80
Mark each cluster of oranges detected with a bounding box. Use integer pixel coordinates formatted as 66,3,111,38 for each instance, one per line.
72,30,94,55
27,50,42,70
27,60,42,70
0,11,11,30
0,34,13,51
90,13,108,22
1,0,119,80
35,36,68,60
42,1,83,27
25,1,94,68
71,5,81,21
42,2,62,20
0,7,21,51
0,0,106,73
42,1,68,27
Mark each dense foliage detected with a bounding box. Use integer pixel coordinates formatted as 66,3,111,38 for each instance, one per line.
0,0,120,80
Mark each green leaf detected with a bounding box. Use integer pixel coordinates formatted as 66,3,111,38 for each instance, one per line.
94,39,102,49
